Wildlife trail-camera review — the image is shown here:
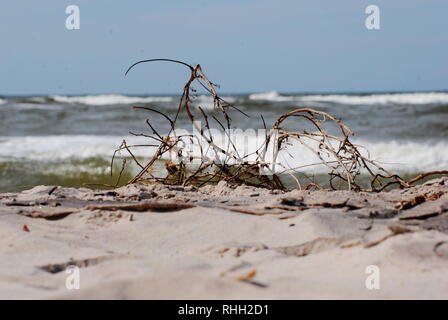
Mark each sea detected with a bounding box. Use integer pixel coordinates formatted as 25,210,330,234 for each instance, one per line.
0,91,447,192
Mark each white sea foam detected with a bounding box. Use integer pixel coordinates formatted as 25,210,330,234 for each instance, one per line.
249,91,294,102
0,135,446,174
277,139,448,173
51,94,173,106
298,92,448,105
354,140,448,172
249,91,448,105
0,135,154,161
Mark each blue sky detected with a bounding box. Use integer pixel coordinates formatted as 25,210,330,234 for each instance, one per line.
1,0,447,95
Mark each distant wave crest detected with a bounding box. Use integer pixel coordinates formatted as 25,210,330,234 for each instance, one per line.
249,91,294,102
299,92,448,105
249,91,448,105
51,94,172,105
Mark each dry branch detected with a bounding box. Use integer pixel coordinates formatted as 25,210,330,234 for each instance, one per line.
112,59,447,192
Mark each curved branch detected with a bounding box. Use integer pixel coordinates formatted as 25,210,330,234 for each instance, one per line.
125,58,194,76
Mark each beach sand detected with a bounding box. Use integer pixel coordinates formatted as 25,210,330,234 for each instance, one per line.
1,178,448,299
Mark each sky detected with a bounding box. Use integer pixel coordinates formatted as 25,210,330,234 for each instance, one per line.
0,0,447,95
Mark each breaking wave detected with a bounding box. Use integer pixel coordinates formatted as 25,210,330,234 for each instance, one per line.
0,135,446,173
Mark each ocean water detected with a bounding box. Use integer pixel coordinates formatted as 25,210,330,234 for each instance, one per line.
0,92,447,192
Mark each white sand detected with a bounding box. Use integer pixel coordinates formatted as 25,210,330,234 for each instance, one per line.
1,179,448,299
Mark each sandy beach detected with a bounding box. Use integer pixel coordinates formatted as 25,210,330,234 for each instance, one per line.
1,178,447,299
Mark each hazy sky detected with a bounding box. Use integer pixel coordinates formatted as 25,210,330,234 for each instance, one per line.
1,0,447,95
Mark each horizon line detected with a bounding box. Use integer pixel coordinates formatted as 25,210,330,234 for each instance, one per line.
2,88,448,98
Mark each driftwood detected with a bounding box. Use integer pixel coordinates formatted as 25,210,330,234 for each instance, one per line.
111,59,448,192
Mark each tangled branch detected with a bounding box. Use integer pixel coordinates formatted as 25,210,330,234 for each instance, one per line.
111,59,448,192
